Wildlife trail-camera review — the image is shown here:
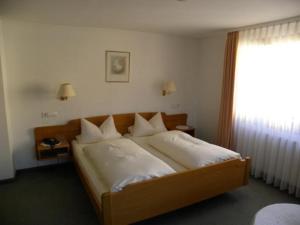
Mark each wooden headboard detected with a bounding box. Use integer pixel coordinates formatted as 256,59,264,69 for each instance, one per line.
34,112,187,146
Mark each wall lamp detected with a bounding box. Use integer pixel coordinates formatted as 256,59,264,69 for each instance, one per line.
162,81,176,96
57,83,76,101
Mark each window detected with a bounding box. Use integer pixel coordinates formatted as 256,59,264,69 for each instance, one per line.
233,21,300,197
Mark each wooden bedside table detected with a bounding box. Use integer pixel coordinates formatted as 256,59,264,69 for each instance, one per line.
174,125,195,137
36,137,71,160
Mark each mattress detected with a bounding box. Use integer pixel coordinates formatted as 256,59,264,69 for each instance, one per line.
82,138,176,192
72,136,187,202
72,140,109,204
147,131,241,169
124,134,187,172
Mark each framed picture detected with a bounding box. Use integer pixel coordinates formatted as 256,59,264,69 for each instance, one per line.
105,51,130,82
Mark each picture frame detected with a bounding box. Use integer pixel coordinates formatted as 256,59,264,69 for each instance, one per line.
105,51,130,82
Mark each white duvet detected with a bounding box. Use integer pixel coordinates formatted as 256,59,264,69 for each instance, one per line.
83,138,175,192
148,131,241,169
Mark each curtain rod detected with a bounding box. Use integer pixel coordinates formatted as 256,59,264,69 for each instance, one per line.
230,15,300,32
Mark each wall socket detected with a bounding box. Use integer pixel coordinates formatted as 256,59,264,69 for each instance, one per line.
41,112,58,119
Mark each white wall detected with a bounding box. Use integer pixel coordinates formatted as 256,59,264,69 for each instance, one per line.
194,33,227,143
0,20,15,180
2,20,202,170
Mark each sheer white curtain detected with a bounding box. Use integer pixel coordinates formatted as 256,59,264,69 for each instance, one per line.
234,20,300,197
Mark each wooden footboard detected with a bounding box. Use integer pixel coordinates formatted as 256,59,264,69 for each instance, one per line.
101,157,250,225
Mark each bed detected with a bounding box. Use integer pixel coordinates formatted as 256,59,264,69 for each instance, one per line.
34,112,250,225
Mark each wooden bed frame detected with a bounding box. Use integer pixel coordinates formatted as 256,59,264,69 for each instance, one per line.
34,112,250,225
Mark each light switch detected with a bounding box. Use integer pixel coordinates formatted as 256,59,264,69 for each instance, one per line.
41,112,58,118
171,103,181,109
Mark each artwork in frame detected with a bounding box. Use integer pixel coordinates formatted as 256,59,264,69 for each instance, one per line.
105,51,130,82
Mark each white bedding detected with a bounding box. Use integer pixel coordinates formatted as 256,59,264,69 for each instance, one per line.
148,131,241,169
83,138,176,192
72,140,109,203
125,134,187,172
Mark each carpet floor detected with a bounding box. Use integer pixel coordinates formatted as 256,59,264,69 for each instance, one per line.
0,163,299,225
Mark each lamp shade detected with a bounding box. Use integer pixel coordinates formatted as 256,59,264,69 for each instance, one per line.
165,81,176,92
57,83,76,100
162,81,176,96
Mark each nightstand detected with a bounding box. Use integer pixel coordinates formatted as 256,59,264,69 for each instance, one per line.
174,125,195,137
36,137,71,160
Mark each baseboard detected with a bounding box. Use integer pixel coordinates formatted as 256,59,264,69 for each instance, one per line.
0,162,73,184
0,176,16,184
16,161,73,174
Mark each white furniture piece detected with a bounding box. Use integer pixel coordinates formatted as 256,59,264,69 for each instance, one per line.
252,204,300,225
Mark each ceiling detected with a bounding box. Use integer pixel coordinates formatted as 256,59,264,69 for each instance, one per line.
1,0,300,37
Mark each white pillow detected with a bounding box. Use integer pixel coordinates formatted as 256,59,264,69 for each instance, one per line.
99,116,122,139
130,113,167,137
78,116,121,144
128,125,133,134
131,113,156,137
149,112,167,133
80,118,103,143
